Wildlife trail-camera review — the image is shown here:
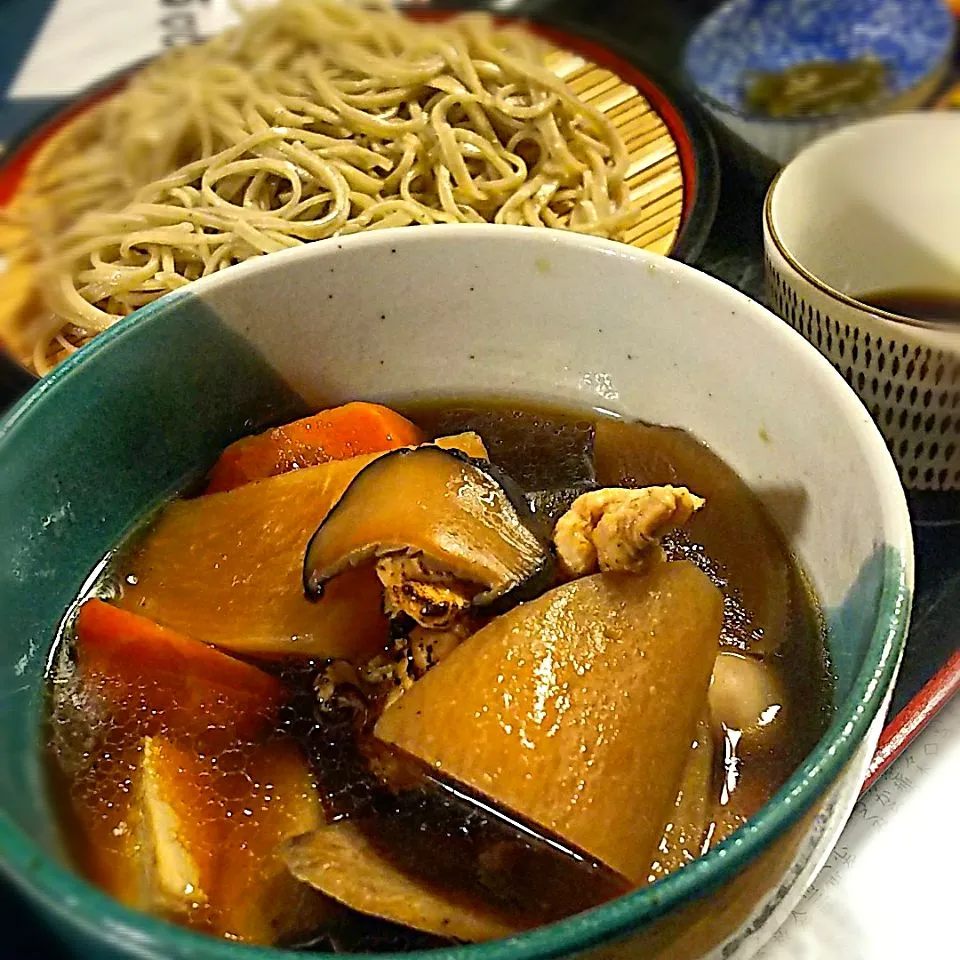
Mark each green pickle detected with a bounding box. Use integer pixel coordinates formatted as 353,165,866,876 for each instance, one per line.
744,58,888,117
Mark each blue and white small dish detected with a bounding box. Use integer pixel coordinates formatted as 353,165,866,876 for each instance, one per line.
683,0,956,164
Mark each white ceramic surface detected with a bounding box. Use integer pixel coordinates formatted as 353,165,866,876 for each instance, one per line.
764,114,960,492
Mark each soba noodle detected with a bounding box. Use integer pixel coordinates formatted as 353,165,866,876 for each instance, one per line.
1,0,642,374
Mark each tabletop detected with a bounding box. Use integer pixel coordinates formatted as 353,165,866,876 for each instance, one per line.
0,1,957,957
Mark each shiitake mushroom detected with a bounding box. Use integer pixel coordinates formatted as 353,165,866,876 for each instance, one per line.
303,446,555,610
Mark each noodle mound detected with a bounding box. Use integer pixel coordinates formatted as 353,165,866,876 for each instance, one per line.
1,0,642,373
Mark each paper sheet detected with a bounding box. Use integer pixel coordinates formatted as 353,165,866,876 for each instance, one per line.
758,691,960,959
7,0,248,99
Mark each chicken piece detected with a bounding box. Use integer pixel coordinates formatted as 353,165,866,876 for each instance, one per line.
314,658,369,729
375,553,478,628
314,658,364,705
408,623,467,676
360,644,413,710
361,621,476,711
553,486,705,578
327,554,483,713
360,646,406,690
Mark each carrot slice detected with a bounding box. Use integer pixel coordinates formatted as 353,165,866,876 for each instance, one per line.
75,599,284,742
206,402,425,493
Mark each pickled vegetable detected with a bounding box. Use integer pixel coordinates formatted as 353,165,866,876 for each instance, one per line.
744,58,888,117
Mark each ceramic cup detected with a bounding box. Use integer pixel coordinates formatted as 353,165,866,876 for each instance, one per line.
0,226,912,960
764,113,960,517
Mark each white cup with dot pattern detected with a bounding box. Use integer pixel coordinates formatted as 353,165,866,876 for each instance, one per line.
763,113,960,516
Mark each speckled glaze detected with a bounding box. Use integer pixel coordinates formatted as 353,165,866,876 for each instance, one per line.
683,0,955,163
0,226,912,960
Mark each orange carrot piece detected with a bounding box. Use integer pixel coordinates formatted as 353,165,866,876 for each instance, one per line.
205,402,425,493
75,599,284,742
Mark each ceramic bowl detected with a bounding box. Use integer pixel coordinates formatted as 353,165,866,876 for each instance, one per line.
0,226,912,960
683,0,955,165
764,113,960,516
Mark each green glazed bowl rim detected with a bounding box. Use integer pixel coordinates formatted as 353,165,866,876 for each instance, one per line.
0,226,914,960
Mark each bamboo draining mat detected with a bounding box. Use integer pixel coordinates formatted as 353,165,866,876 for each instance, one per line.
546,46,684,256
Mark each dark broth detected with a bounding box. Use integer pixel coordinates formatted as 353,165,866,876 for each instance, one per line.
858,288,960,325
47,397,833,951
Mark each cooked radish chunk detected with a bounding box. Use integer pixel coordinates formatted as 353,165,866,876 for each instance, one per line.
375,562,722,884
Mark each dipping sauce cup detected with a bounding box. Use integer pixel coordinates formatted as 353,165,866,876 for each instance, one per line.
764,113,960,517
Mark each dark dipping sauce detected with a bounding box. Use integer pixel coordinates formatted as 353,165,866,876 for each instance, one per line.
858,288,960,325
47,397,834,953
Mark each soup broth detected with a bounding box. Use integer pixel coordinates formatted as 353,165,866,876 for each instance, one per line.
858,288,960,325
47,397,833,951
